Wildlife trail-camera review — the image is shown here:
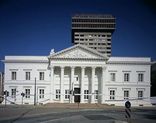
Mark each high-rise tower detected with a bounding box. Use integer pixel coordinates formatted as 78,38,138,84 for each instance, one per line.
71,14,116,57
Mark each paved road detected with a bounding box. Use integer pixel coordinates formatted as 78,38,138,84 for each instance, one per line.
0,105,156,123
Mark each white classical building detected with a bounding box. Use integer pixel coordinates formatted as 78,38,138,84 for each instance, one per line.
3,44,151,106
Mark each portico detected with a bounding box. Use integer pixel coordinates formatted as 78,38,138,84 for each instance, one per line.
48,44,107,103
49,65,106,103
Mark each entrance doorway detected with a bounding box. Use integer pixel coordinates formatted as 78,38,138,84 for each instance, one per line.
74,88,80,103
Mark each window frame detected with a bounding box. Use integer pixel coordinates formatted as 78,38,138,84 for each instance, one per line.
124,73,130,82
25,89,30,98
84,90,89,99
124,90,129,99
110,73,116,81
138,90,143,99
39,89,44,99
138,73,144,82
110,90,115,100
25,72,30,80
65,90,70,99
11,88,16,98
56,89,60,99
39,72,44,80
95,90,98,100
11,72,16,80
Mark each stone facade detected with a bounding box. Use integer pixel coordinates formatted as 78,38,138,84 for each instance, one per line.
3,44,151,106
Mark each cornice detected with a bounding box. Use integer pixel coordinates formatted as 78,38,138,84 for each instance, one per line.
3,60,48,63
107,61,151,65
50,57,106,61
105,83,151,87
5,82,50,85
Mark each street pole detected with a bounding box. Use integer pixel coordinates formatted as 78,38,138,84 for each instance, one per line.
4,90,8,107
22,95,23,104
21,92,25,105
34,77,36,106
125,101,131,123
5,95,6,107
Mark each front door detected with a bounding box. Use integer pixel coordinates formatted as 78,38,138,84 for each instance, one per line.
74,88,80,103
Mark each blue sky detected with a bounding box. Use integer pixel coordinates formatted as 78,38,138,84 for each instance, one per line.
0,0,156,71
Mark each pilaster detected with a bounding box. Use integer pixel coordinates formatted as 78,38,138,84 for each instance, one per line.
101,66,107,104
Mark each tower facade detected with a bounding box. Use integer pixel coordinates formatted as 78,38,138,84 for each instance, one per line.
71,14,116,57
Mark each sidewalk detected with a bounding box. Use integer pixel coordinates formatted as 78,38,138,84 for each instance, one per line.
0,103,120,121
0,103,156,122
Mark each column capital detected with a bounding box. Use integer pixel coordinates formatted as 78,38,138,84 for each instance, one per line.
81,66,86,69
92,66,96,70
70,66,75,69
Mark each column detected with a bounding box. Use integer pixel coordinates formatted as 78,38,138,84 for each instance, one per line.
70,66,75,103
81,67,85,103
101,66,106,104
91,67,96,103
60,66,64,103
50,66,54,102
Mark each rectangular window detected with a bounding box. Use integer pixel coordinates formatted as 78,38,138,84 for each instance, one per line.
76,76,79,81
138,91,143,99
39,89,44,99
26,72,30,80
110,73,116,81
124,90,129,99
25,89,30,98
84,90,89,99
110,90,115,100
65,90,70,99
56,89,60,99
11,88,16,98
138,73,144,82
39,72,44,80
11,72,16,80
95,90,98,99
124,73,129,82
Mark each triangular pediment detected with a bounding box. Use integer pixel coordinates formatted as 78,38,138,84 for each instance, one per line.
49,44,107,60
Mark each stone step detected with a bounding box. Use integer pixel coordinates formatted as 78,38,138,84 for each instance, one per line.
44,103,110,108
